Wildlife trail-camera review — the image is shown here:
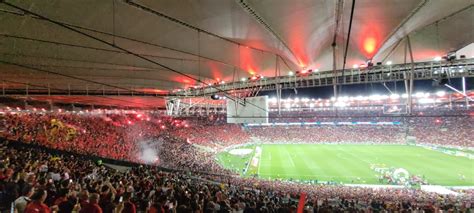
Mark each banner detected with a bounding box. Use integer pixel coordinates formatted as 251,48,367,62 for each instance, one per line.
297,192,307,213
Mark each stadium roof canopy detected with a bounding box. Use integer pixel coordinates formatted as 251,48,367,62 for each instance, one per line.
0,0,473,107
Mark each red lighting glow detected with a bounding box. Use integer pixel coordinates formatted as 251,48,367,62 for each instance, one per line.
248,69,256,75
363,37,377,56
298,61,306,68
357,23,382,59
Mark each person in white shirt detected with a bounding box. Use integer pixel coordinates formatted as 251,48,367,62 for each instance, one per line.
14,185,33,213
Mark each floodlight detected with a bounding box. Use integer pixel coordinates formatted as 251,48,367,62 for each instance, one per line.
435,91,446,97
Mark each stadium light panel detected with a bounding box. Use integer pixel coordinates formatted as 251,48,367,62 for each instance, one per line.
241,77,246,82
390,94,400,99
369,95,382,101
386,61,393,65
415,92,430,98
353,64,359,69
334,102,347,107
436,91,446,97
419,98,435,104
288,71,294,76
434,56,442,61
338,96,349,101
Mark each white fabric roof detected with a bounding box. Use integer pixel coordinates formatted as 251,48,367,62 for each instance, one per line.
0,0,473,92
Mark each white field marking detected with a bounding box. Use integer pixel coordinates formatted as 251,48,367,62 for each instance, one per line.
242,147,257,175
337,146,373,165
257,146,263,175
284,149,296,167
335,153,352,161
295,146,322,171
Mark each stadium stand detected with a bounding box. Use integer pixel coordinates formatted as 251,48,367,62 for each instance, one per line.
1,138,473,212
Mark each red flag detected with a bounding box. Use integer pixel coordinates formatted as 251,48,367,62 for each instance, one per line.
297,192,307,213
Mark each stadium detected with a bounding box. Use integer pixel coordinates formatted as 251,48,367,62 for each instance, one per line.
0,0,473,212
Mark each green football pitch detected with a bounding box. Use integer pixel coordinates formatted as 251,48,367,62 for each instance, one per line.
216,144,474,186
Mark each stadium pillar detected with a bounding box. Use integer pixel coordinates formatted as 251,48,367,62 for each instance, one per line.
462,77,469,109
403,39,410,112
407,36,415,114
276,84,282,115
332,42,338,101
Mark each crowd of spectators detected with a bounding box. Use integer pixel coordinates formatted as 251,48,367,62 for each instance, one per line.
408,117,473,147
2,113,171,163
1,140,472,213
1,110,473,212
172,125,251,149
2,111,473,171
247,126,406,144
